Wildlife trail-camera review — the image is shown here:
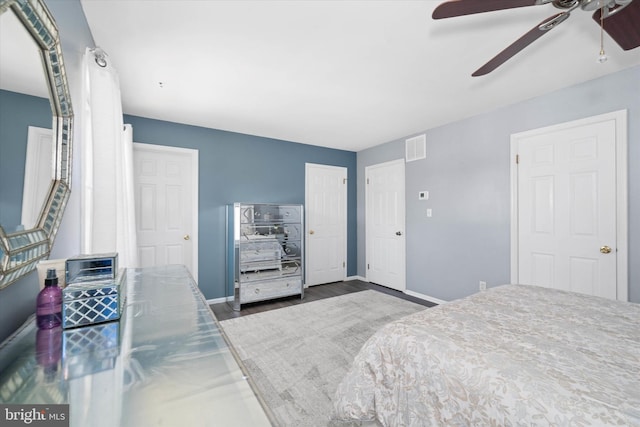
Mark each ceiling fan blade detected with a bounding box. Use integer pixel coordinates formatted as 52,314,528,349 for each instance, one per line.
592,0,640,50
432,0,542,19
472,12,568,76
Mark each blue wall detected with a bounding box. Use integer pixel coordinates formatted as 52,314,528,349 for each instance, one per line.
0,90,51,231
359,65,640,303
124,114,357,300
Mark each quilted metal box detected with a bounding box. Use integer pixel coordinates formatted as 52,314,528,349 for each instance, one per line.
62,271,126,329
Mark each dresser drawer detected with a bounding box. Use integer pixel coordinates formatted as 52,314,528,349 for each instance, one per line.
277,205,301,223
240,277,302,304
240,223,302,241
240,205,302,224
241,260,301,282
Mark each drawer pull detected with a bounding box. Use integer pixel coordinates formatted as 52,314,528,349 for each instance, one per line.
254,288,260,294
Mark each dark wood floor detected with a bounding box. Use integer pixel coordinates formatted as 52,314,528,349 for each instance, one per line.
210,280,436,321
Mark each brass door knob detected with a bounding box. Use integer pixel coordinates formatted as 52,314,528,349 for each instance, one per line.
600,245,612,254
309,230,315,235
395,231,402,236
184,234,190,241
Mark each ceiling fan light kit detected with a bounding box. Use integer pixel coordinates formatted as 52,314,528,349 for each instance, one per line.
432,0,640,75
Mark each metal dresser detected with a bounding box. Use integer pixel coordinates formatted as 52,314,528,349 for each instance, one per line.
227,203,304,311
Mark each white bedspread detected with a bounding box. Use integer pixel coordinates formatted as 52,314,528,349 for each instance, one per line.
333,285,640,426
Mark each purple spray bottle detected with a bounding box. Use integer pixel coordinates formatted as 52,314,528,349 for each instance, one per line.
36,268,62,329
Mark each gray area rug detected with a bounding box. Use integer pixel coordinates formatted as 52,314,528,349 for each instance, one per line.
218,290,427,426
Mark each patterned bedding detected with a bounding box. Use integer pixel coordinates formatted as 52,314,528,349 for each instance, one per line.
332,285,640,426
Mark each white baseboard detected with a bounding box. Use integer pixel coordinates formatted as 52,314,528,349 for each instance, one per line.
307,275,366,286
205,279,446,306
404,289,447,305
207,296,233,305
344,276,445,305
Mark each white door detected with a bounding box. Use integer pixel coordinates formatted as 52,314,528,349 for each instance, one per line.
366,159,405,291
133,143,199,281
305,163,347,286
512,111,628,300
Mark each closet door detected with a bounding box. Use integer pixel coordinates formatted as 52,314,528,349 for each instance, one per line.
134,143,199,281
305,163,347,286
513,114,623,300
366,159,405,292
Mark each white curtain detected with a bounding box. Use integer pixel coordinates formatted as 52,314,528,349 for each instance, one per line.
81,47,138,268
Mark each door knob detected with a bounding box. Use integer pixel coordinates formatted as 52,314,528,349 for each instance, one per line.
309,230,315,235
395,231,402,236
184,234,190,241
600,245,612,254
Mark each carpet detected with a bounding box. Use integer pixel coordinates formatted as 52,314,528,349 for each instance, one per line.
218,290,427,426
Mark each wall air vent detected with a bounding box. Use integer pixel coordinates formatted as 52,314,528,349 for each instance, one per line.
405,134,426,162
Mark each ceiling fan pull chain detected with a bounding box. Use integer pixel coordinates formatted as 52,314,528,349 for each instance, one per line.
598,0,608,62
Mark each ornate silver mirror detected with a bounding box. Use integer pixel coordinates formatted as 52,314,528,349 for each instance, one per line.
0,0,73,289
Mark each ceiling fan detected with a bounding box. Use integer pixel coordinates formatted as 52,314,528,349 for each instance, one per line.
432,0,640,76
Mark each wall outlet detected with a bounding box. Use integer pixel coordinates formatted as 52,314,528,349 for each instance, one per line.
479,281,487,291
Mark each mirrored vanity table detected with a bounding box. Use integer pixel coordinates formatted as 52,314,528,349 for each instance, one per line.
0,265,272,426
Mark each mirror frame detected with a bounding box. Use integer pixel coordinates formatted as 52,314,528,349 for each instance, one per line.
0,0,73,289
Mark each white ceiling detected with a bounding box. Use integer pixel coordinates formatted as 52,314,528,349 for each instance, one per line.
78,2,639,150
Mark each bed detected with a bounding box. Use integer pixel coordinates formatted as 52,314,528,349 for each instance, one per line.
332,284,640,426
